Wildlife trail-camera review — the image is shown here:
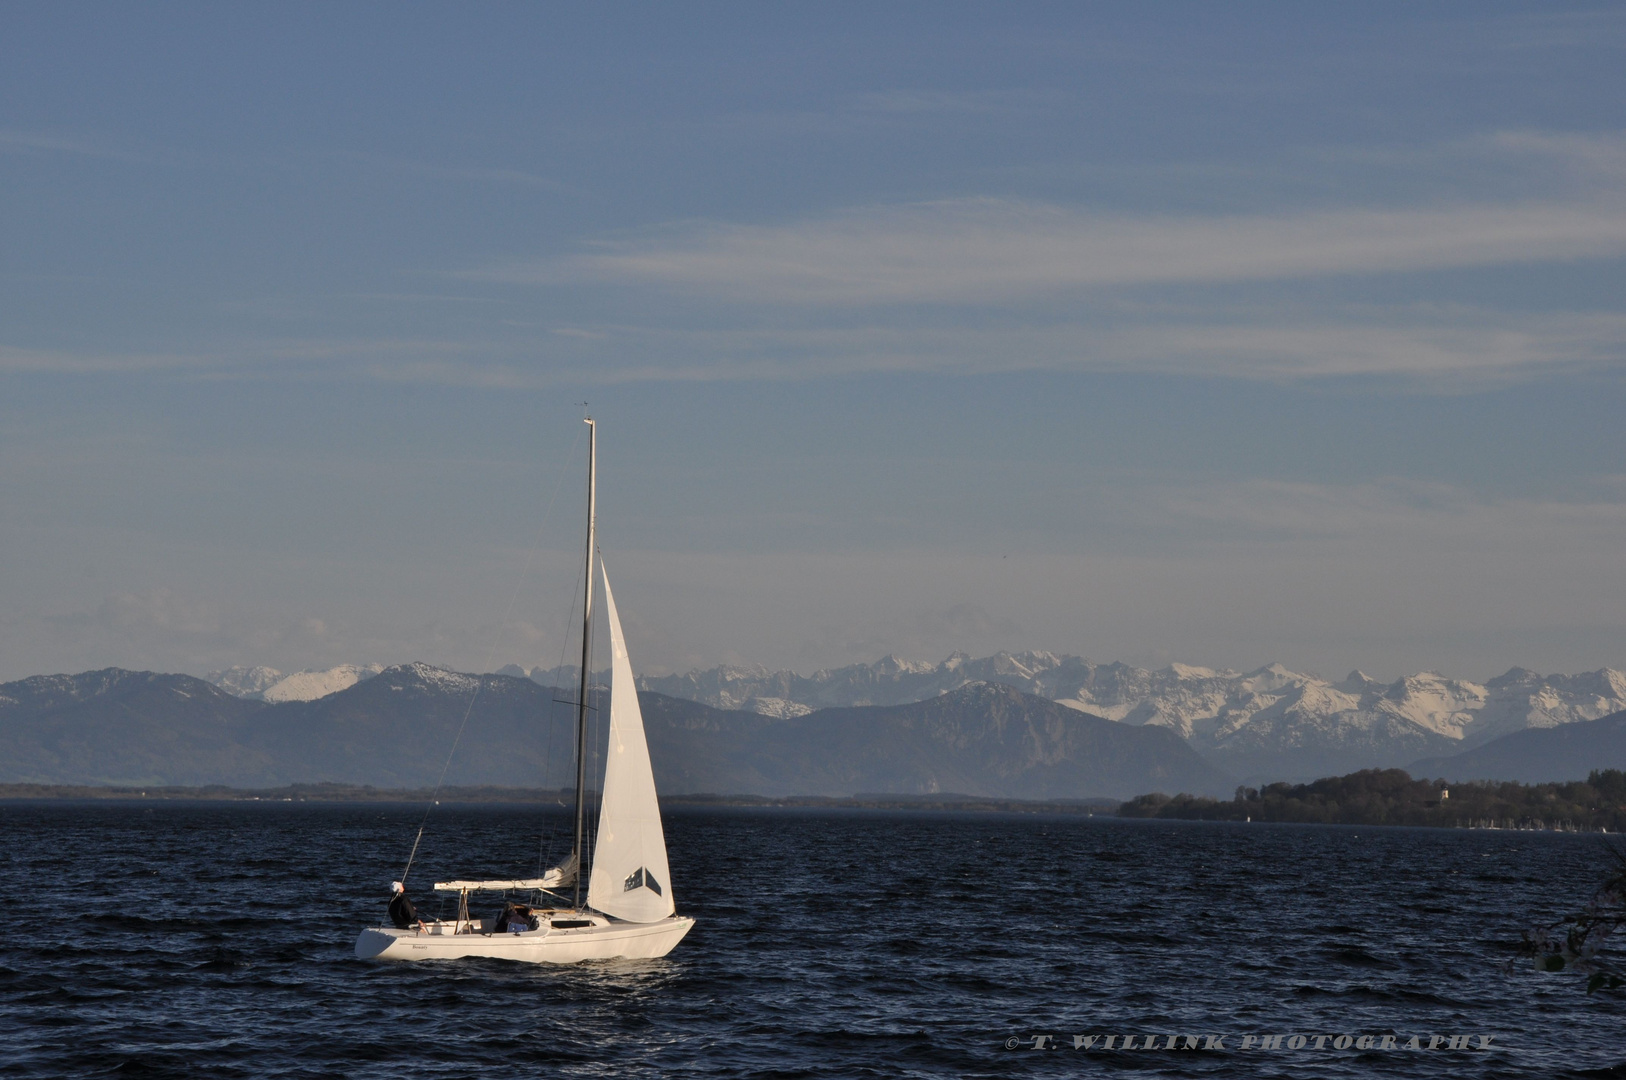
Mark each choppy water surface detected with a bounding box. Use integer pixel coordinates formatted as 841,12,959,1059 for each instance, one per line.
0,802,1621,1078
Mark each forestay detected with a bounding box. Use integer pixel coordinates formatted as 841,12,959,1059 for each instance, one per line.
585,570,676,923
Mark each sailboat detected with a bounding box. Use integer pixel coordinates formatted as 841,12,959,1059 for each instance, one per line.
355,419,695,963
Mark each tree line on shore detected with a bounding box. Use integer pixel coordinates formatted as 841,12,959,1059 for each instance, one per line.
1118,769,1626,830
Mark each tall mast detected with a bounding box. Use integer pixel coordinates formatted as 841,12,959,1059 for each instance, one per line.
573,417,596,910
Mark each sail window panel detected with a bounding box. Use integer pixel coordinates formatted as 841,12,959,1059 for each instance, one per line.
622,867,663,896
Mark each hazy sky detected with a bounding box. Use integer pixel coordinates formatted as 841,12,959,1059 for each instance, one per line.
4,3,1625,684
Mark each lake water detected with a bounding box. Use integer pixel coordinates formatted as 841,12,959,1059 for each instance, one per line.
0,802,1620,1078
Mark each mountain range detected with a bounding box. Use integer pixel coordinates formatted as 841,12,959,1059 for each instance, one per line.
632,652,1626,781
0,664,1232,799
15,650,1624,794
1408,710,1626,785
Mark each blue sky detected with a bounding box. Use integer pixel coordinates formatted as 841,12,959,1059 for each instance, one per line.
3,3,1624,683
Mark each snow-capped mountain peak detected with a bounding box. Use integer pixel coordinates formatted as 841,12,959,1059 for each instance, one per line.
206,663,384,703
205,665,284,698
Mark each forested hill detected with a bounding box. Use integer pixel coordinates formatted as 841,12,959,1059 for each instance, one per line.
1118,768,1626,830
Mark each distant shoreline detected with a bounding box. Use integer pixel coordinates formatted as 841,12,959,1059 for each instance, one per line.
0,782,1119,813
0,782,578,804
3,781,1614,832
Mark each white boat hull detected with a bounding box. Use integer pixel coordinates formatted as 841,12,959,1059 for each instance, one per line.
355,915,694,963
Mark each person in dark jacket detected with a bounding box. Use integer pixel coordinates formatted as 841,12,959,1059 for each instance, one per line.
389,881,425,931
494,902,538,934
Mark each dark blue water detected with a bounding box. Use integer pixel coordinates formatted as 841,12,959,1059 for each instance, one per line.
0,802,1620,1078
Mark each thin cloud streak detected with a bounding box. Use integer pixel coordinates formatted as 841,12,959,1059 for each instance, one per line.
334,150,576,192
849,87,1044,116
1154,476,1626,544
0,345,213,375
349,310,1626,387
527,196,1626,303
1098,316,1626,380
10,306,1621,387
1475,8,1626,53
0,129,148,162
605,475,1626,678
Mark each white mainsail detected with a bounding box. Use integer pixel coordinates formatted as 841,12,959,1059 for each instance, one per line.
585,568,675,924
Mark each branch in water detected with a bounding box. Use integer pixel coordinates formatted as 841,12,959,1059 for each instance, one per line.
1521,844,1626,993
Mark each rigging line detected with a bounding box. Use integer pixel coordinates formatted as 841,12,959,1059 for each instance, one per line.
539,548,586,836
533,593,577,872
399,426,585,886
585,669,601,890
538,592,583,797
527,563,586,878
584,551,614,893
584,550,607,886
536,692,561,878
550,552,585,724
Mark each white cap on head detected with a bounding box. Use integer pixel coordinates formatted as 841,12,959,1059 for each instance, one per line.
391,881,404,894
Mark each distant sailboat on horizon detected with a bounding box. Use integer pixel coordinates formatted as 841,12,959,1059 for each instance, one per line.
355,418,695,963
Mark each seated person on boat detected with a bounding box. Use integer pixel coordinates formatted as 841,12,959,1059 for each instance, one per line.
388,881,425,931
493,902,540,933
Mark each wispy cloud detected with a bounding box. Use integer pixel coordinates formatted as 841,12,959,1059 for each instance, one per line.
492,195,1626,303
342,292,509,305
1474,8,1626,52
334,150,573,191
1086,314,1626,381
849,88,1042,116
14,128,1626,388
0,345,212,375
345,308,1626,386
599,469,1626,675
0,339,488,380
0,129,148,162
462,130,1626,304
1488,130,1626,179
1150,476,1626,563
10,301,1621,388
79,313,1626,388
425,130,1626,386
